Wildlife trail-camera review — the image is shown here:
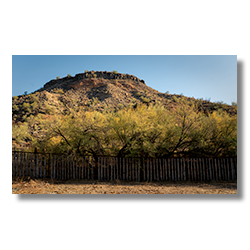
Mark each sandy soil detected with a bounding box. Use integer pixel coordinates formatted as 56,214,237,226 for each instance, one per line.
12,178,237,194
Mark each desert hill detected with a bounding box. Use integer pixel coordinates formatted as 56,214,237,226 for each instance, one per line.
12,70,237,156
12,70,236,124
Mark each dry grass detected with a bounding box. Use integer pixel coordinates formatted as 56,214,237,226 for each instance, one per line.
12,178,237,194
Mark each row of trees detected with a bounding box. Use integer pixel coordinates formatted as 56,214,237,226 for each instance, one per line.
12,103,237,158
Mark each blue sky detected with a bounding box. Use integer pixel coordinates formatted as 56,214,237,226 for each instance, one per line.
12,55,237,104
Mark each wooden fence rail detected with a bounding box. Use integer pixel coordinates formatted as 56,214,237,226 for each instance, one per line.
12,152,237,181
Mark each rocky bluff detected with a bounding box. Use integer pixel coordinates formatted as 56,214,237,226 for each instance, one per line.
43,71,145,91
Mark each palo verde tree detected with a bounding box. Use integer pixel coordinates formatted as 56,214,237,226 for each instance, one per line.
12,101,237,157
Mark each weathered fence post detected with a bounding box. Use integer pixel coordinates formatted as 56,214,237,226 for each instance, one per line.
149,159,152,182
54,155,57,179
43,154,46,178
211,158,215,181
183,158,186,181
230,158,235,180
121,158,124,181
166,158,170,181
91,156,94,180
113,157,115,180
187,159,190,181
103,157,106,181
234,157,237,179
39,154,42,178
223,158,227,181
36,153,39,178
110,157,113,181
195,158,199,181
104,156,107,181
12,152,15,177
135,158,138,181
146,158,149,181
23,152,26,177
98,157,100,181
226,158,230,180
126,158,129,181
192,158,195,181
208,158,211,181
170,158,173,181
218,158,222,181
177,158,180,181
214,158,218,181
179,158,182,181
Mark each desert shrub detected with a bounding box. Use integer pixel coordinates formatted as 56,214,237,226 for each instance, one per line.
24,91,28,95
172,96,178,102
85,70,88,73
31,94,39,102
113,70,118,74
13,96,18,100
22,115,27,121
117,103,124,109
13,105,19,111
135,92,141,97
140,97,150,103
165,91,169,95
23,102,30,110
93,74,97,78
56,76,60,79
231,102,237,112
58,89,64,95
12,122,31,144
92,97,99,106
31,102,39,110
67,74,72,77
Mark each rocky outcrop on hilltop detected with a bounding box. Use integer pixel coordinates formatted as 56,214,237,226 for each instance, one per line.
43,71,145,91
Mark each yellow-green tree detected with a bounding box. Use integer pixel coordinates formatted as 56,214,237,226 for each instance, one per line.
12,101,237,157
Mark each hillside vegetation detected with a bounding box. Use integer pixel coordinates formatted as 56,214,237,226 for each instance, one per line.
12,71,237,157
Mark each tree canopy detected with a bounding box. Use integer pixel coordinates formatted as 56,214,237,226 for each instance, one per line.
12,102,237,158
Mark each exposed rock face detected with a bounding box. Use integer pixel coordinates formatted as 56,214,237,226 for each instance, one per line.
43,71,145,91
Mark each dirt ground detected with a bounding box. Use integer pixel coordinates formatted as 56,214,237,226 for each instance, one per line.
12,178,237,194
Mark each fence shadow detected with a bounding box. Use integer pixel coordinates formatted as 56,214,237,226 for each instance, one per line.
14,178,237,187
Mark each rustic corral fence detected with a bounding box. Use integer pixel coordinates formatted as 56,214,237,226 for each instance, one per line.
12,151,237,182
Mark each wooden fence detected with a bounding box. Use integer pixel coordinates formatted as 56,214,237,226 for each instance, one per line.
12,151,237,181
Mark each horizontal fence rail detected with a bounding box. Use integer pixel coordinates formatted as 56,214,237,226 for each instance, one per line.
12,152,237,182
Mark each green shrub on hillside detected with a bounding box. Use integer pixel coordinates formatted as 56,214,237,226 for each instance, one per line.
172,96,178,102
140,97,150,103
58,89,64,95
31,102,39,110
13,105,19,111
135,92,141,97
117,103,124,109
23,102,31,110
12,122,31,144
113,70,118,74
56,76,60,79
92,97,99,106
